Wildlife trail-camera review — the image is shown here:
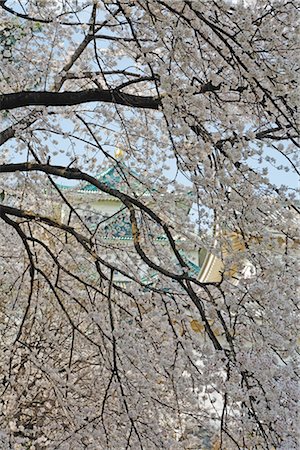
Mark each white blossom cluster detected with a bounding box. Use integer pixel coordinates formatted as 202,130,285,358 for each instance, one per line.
0,1,299,449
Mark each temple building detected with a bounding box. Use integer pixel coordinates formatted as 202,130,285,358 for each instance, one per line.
57,159,223,286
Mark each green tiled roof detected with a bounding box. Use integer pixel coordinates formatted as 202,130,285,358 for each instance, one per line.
140,252,201,286
57,162,153,196
80,166,122,191
79,164,149,194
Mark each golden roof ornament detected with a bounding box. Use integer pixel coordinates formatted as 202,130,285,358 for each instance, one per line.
115,147,125,160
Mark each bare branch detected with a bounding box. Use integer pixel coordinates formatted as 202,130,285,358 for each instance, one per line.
0,89,161,111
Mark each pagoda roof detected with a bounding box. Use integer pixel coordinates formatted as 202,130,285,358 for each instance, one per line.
57,162,152,197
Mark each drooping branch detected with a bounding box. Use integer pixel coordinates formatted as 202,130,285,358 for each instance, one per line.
0,162,221,292
0,162,185,271
0,89,161,112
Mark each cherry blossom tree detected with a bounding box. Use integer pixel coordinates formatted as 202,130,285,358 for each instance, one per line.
0,1,299,449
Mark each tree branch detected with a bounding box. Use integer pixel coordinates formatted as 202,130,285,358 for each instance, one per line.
0,89,161,111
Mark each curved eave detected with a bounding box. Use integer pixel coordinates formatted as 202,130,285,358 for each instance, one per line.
97,236,168,243
56,187,122,202
198,252,223,283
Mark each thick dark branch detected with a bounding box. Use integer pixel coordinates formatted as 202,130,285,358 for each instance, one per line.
0,122,20,146
0,90,161,112
62,70,144,80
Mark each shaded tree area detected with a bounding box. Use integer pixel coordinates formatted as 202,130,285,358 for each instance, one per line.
0,1,299,449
